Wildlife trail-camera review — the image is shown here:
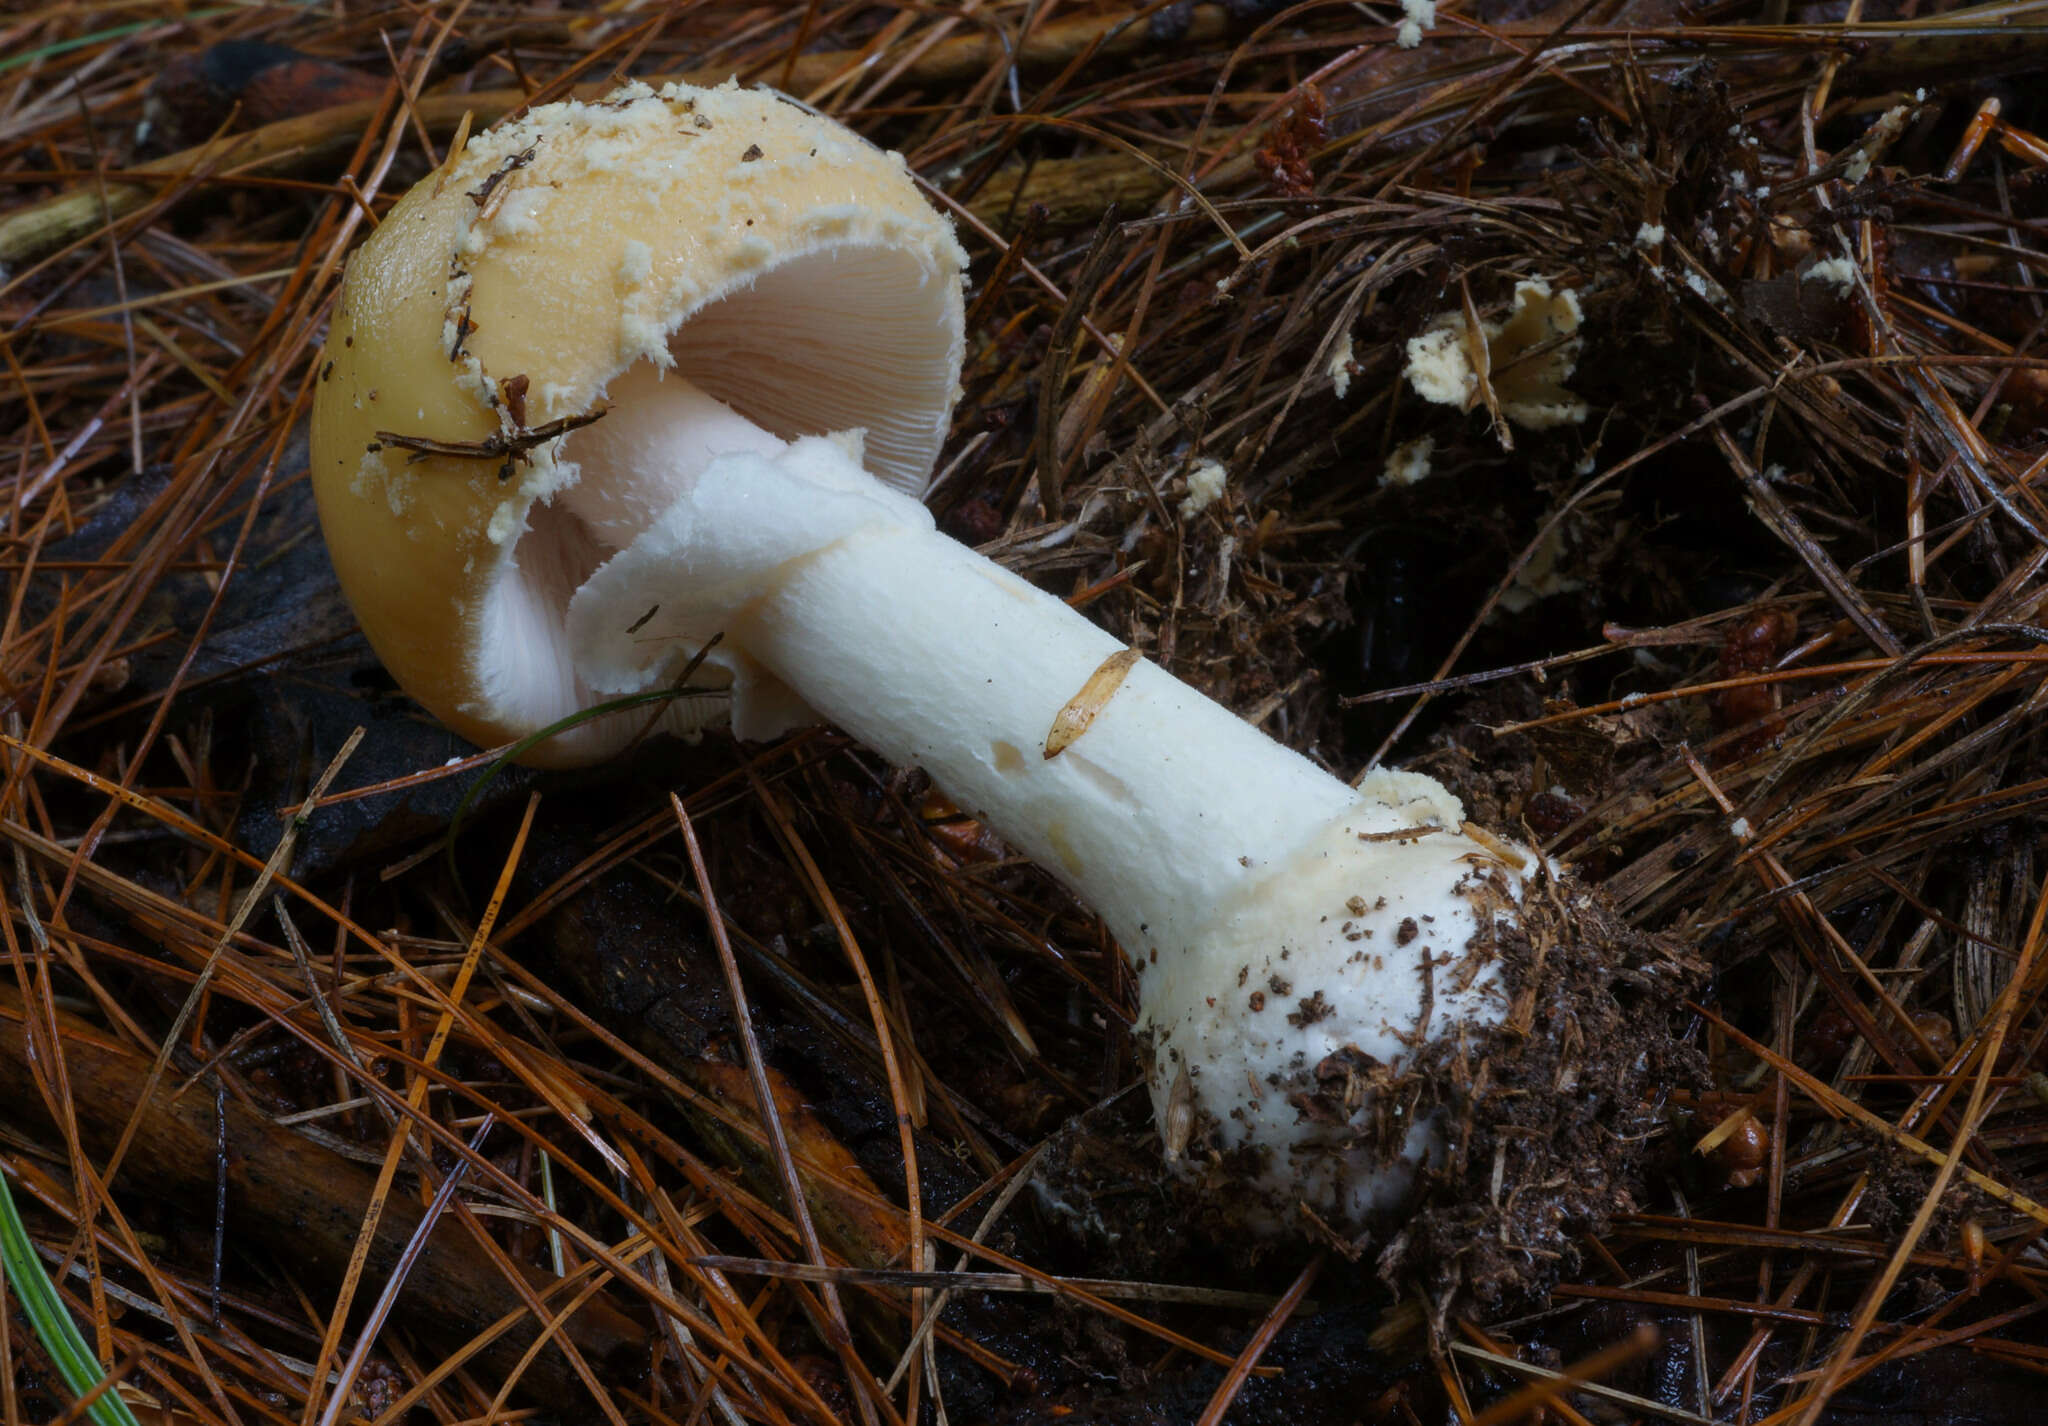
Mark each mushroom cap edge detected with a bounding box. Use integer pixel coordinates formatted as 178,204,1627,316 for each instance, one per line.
309,79,968,764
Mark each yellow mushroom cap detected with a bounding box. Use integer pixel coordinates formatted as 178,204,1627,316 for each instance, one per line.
310,79,967,764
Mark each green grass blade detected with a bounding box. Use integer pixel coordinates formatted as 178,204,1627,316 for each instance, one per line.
442,682,721,892
0,1167,143,1426
0,11,234,77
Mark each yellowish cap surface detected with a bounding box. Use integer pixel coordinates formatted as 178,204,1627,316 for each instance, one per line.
311,79,966,762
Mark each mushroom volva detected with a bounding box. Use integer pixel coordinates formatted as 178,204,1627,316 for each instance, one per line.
312,79,1693,1266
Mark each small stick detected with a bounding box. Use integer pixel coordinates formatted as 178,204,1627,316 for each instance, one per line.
0,986,645,1411
1452,1323,1664,1426
670,793,889,1426
1193,1253,1324,1426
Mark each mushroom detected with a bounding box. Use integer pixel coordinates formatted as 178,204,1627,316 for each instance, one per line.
1404,278,1588,430
312,80,1631,1238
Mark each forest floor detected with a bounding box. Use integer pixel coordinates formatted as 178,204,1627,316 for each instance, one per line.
2,1,2048,1423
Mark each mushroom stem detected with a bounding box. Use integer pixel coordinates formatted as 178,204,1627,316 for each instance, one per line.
564,370,1526,1227
736,500,1374,938
312,79,1689,1261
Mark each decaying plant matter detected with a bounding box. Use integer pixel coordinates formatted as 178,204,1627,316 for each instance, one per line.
2,3,2048,1425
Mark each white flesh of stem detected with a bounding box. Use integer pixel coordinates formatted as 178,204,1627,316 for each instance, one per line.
562,370,1521,1228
